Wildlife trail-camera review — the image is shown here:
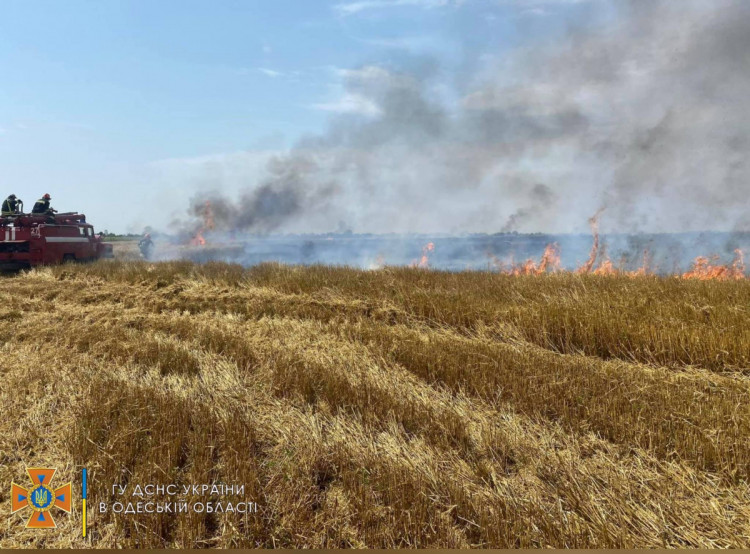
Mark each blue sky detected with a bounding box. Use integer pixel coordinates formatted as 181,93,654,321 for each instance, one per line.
0,0,615,233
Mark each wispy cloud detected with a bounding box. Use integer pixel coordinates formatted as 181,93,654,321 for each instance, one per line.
333,0,460,16
311,93,382,116
333,0,591,17
503,0,600,8
257,67,284,78
358,34,446,51
518,7,549,17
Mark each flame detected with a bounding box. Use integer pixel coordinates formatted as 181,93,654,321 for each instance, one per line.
628,249,652,277
487,243,561,275
538,242,561,273
592,258,616,276
412,242,435,268
189,201,214,246
509,243,561,275
681,249,745,281
577,208,605,274
482,211,746,280
179,203,747,280
191,231,206,246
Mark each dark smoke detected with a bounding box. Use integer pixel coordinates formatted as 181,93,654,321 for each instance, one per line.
500,184,559,232
501,209,529,233
178,0,750,236
187,155,337,234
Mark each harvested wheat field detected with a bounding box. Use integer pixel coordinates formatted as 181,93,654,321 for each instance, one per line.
1,260,749,548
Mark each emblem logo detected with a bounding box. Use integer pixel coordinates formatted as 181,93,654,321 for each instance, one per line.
11,468,72,529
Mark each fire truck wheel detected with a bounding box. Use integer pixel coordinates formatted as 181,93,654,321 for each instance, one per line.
63,254,76,263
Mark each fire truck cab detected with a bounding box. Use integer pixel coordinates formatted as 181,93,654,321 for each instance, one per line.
0,212,114,270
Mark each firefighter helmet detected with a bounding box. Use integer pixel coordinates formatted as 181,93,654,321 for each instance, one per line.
43,193,51,200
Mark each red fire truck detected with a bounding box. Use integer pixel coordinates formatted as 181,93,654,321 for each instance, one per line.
0,212,113,270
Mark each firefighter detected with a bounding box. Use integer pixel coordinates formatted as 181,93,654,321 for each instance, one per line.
1,194,21,216
32,193,57,215
138,233,154,259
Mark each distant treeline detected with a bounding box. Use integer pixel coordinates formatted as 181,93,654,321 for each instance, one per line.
100,232,143,241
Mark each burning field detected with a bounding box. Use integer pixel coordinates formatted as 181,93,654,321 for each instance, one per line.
0,258,749,548
3,0,749,548
150,205,750,280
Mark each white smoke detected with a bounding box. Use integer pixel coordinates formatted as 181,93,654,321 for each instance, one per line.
171,0,750,236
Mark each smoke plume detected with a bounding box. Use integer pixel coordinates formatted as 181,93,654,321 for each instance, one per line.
179,0,750,235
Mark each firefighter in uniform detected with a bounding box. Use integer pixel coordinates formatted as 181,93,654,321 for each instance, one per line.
32,193,57,215
1,194,21,216
138,233,154,259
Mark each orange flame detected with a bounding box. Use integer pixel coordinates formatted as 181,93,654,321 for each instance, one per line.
592,258,616,276
577,208,605,274
629,249,652,277
412,242,435,268
484,211,746,280
487,243,561,275
191,231,206,246
189,201,214,246
509,243,561,275
682,249,745,281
